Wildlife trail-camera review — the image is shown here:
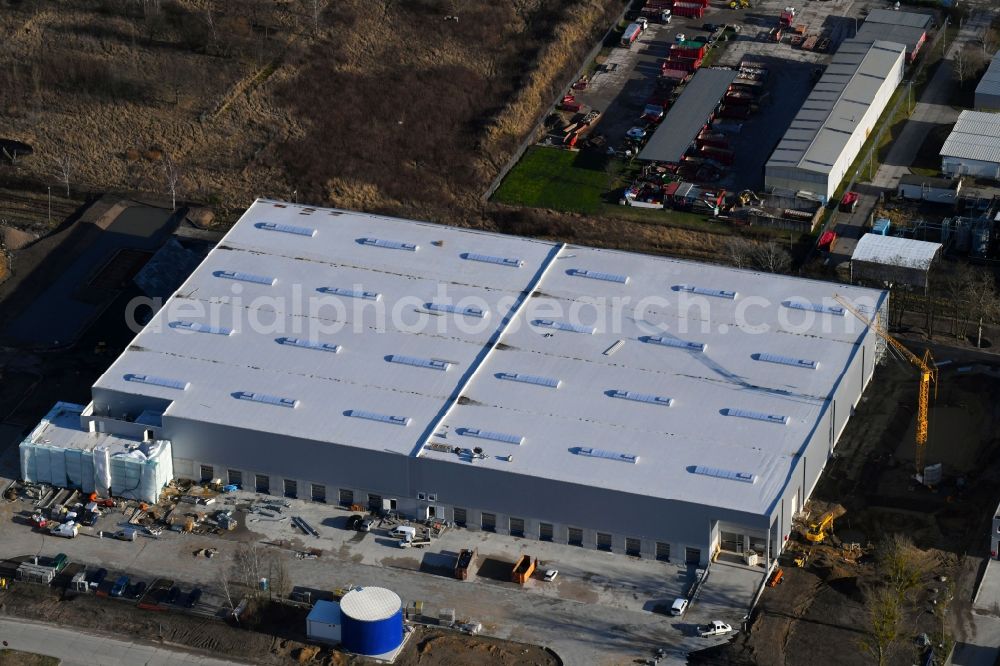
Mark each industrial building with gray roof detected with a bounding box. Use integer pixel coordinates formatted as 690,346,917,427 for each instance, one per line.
21,200,888,565
940,110,1000,180
765,39,906,200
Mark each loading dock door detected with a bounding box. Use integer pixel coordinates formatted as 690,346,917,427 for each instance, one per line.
685,547,702,564
509,517,525,537
481,512,496,532
338,489,353,506
539,522,553,541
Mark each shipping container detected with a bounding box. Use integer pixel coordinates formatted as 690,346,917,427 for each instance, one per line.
672,2,705,18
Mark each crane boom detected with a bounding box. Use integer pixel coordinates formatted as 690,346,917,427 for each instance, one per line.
834,295,937,473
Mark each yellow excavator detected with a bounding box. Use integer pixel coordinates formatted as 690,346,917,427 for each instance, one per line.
834,295,938,473
805,505,846,543
730,0,751,8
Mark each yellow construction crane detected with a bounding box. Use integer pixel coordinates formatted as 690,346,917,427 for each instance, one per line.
834,295,938,473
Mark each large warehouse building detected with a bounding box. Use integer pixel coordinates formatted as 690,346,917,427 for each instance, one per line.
765,39,906,200
940,110,1000,180
21,201,888,566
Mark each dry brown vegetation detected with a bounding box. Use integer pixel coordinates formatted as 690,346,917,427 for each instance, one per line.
0,0,624,228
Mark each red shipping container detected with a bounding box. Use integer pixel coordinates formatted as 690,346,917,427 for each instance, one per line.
700,147,734,165
662,56,702,73
696,131,729,150
724,91,754,106
672,2,705,18
671,45,707,59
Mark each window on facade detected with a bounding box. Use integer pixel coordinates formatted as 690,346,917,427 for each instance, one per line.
283,479,297,499
597,532,612,551
338,489,354,506
656,542,671,562
568,527,584,546
453,507,467,526
509,517,525,538
227,469,242,487
200,465,213,482
255,474,269,494
311,484,326,503
625,537,641,557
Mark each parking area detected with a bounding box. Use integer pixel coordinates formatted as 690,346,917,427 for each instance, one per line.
0,479,764,664
548,0,900,193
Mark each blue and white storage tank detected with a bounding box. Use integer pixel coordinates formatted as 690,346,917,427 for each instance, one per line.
339,587,403,655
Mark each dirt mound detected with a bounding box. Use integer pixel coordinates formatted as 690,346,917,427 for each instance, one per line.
0,226,37,250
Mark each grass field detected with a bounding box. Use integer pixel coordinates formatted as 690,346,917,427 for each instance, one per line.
0,649,59,666
492,147,611,213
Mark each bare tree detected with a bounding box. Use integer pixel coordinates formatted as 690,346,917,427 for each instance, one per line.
954,46,969,85
267,551,290,600
722,236,754,269
860,585,903,666
964,267,1000,348
163,154,181,209
943,264,974,338
750,239,791,274
218,561,236,612
310,0,323,34
876,534,936,602
53,155,72,196
233,542,265,596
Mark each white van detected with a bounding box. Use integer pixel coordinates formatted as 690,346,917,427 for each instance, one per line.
389,526,416,542
670,598,689,616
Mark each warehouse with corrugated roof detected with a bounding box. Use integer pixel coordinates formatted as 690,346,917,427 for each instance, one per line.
21,201,888,566
940,110,1000,180
765,39,906,200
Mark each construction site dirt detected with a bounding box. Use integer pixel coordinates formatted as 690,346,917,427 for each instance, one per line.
691,354,1000,666
0,583,558,666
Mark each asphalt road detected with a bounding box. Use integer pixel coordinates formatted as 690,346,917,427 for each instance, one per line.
0,617,248,666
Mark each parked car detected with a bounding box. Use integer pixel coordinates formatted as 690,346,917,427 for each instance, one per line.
165,586,181,605
698,620,734,637
702,23,720,33
89,568,108,589
674,33,687,42
51,521,78,539
839,191,859,213
112,528,136,542
626,127,647,141
543,569,559,582
670,598,689,616
51,553,69,573
110,575,130,598
360,517,375,532
641,104,665,123
184,588,203,608
129,581,147,600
